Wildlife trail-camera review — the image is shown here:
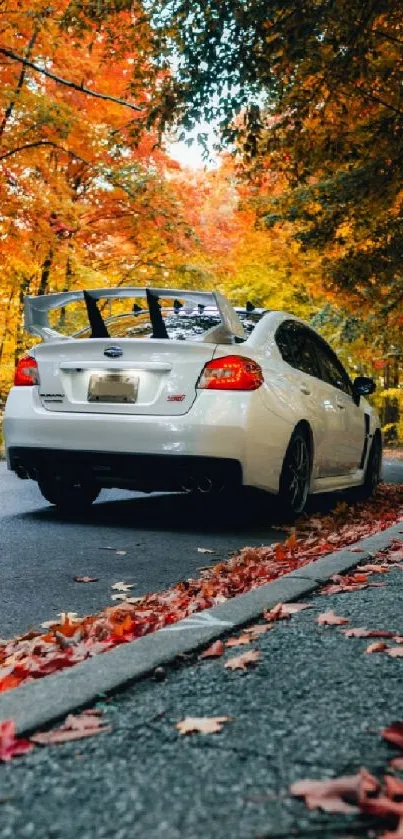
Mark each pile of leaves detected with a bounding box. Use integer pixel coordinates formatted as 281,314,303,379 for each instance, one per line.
0,484,402,694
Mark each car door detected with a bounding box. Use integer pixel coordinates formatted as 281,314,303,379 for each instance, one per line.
312,336,366,474
275,321,349,478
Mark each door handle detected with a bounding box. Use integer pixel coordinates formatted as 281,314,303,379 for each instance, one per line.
300,385,311,395
336,401,346,410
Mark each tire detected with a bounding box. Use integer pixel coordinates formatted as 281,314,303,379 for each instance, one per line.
37,475,100,511
278,428,311,519
360,435,382,499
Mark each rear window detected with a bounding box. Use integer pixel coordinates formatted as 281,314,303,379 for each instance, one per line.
72,308,264,341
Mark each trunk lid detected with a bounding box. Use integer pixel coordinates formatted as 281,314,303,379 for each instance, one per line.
34,338,214,416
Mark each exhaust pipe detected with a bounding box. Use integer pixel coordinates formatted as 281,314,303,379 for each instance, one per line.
197,477,214,494
181,476,197,494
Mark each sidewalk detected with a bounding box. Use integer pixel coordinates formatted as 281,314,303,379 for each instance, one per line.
2,539,403,838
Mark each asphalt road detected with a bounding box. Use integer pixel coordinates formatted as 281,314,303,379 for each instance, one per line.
0,460,402,639
2,550,403,839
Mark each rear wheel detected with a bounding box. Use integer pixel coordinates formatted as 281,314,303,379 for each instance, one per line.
278,429,311,519
360,435,382,499
37,475,100,511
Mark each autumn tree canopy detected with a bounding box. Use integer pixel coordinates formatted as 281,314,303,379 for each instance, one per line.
147,0,402,317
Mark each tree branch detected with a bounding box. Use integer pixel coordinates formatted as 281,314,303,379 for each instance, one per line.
355,85,403,117
0,46,142,111
372,28,403,46
0,140,90,164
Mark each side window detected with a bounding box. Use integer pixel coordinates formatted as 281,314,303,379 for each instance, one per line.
275,322,295,365
276,322,321,379
314,340,353,396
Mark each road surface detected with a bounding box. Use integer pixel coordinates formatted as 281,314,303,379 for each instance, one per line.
0,460,401,638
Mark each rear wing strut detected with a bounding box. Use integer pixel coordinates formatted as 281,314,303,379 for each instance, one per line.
24,287,245,342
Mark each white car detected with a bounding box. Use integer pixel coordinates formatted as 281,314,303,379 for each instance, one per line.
4,287,381,518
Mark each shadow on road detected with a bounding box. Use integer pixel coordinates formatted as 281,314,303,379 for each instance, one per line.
18,484,357,536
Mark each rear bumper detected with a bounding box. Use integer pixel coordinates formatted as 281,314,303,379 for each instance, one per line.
4,385,291,493
7,447,242,492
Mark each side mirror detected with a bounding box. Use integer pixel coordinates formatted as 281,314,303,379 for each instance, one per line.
353,376,376,397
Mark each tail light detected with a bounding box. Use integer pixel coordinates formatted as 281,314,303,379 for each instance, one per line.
197,355,263,391
15,356,39,386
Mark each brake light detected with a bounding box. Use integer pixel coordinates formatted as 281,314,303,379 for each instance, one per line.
14,356,39,386
197,355,263,390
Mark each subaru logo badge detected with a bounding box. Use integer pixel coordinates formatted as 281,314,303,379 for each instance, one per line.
104,346,123,359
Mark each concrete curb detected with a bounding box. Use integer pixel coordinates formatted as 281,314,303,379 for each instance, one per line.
2,519,402,735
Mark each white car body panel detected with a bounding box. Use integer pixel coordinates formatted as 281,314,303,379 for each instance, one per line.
34,338,216,417
4,290,381,502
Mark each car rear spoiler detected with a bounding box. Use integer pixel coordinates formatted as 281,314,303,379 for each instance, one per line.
24,287,245,342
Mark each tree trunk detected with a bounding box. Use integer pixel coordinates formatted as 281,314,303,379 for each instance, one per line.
38,249,53,296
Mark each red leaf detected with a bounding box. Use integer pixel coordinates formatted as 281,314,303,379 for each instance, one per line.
382,723,403,750
342,628,394,639
366,642,388,654
385,775,403,799
199,641,225,659
390,758,403,771
0,720,34,761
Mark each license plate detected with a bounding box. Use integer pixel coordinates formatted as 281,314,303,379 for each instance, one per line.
88,373,139,403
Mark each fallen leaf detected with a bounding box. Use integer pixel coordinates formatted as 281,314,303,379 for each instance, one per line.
341,628,394,639
387,648,403,658
199,641,225,659
390,758,403,771
224,650,261,671
357,564,390,573
360,794,403,820
73,576,99,583
111,582,135,592
263,603,284,621
385,776,403,799
244,624,272,635
175,716,231,735
31,711,111,745
290,773,364,814
316,610,350,626
225,635,252,647
0,720,34,762
341,627,371,638
366,642,389,654
197,548,215,554
281,602,312,615
382,723,403,750
263,602,311,622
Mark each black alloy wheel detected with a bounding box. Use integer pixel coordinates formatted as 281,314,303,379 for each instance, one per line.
278,430,311,518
